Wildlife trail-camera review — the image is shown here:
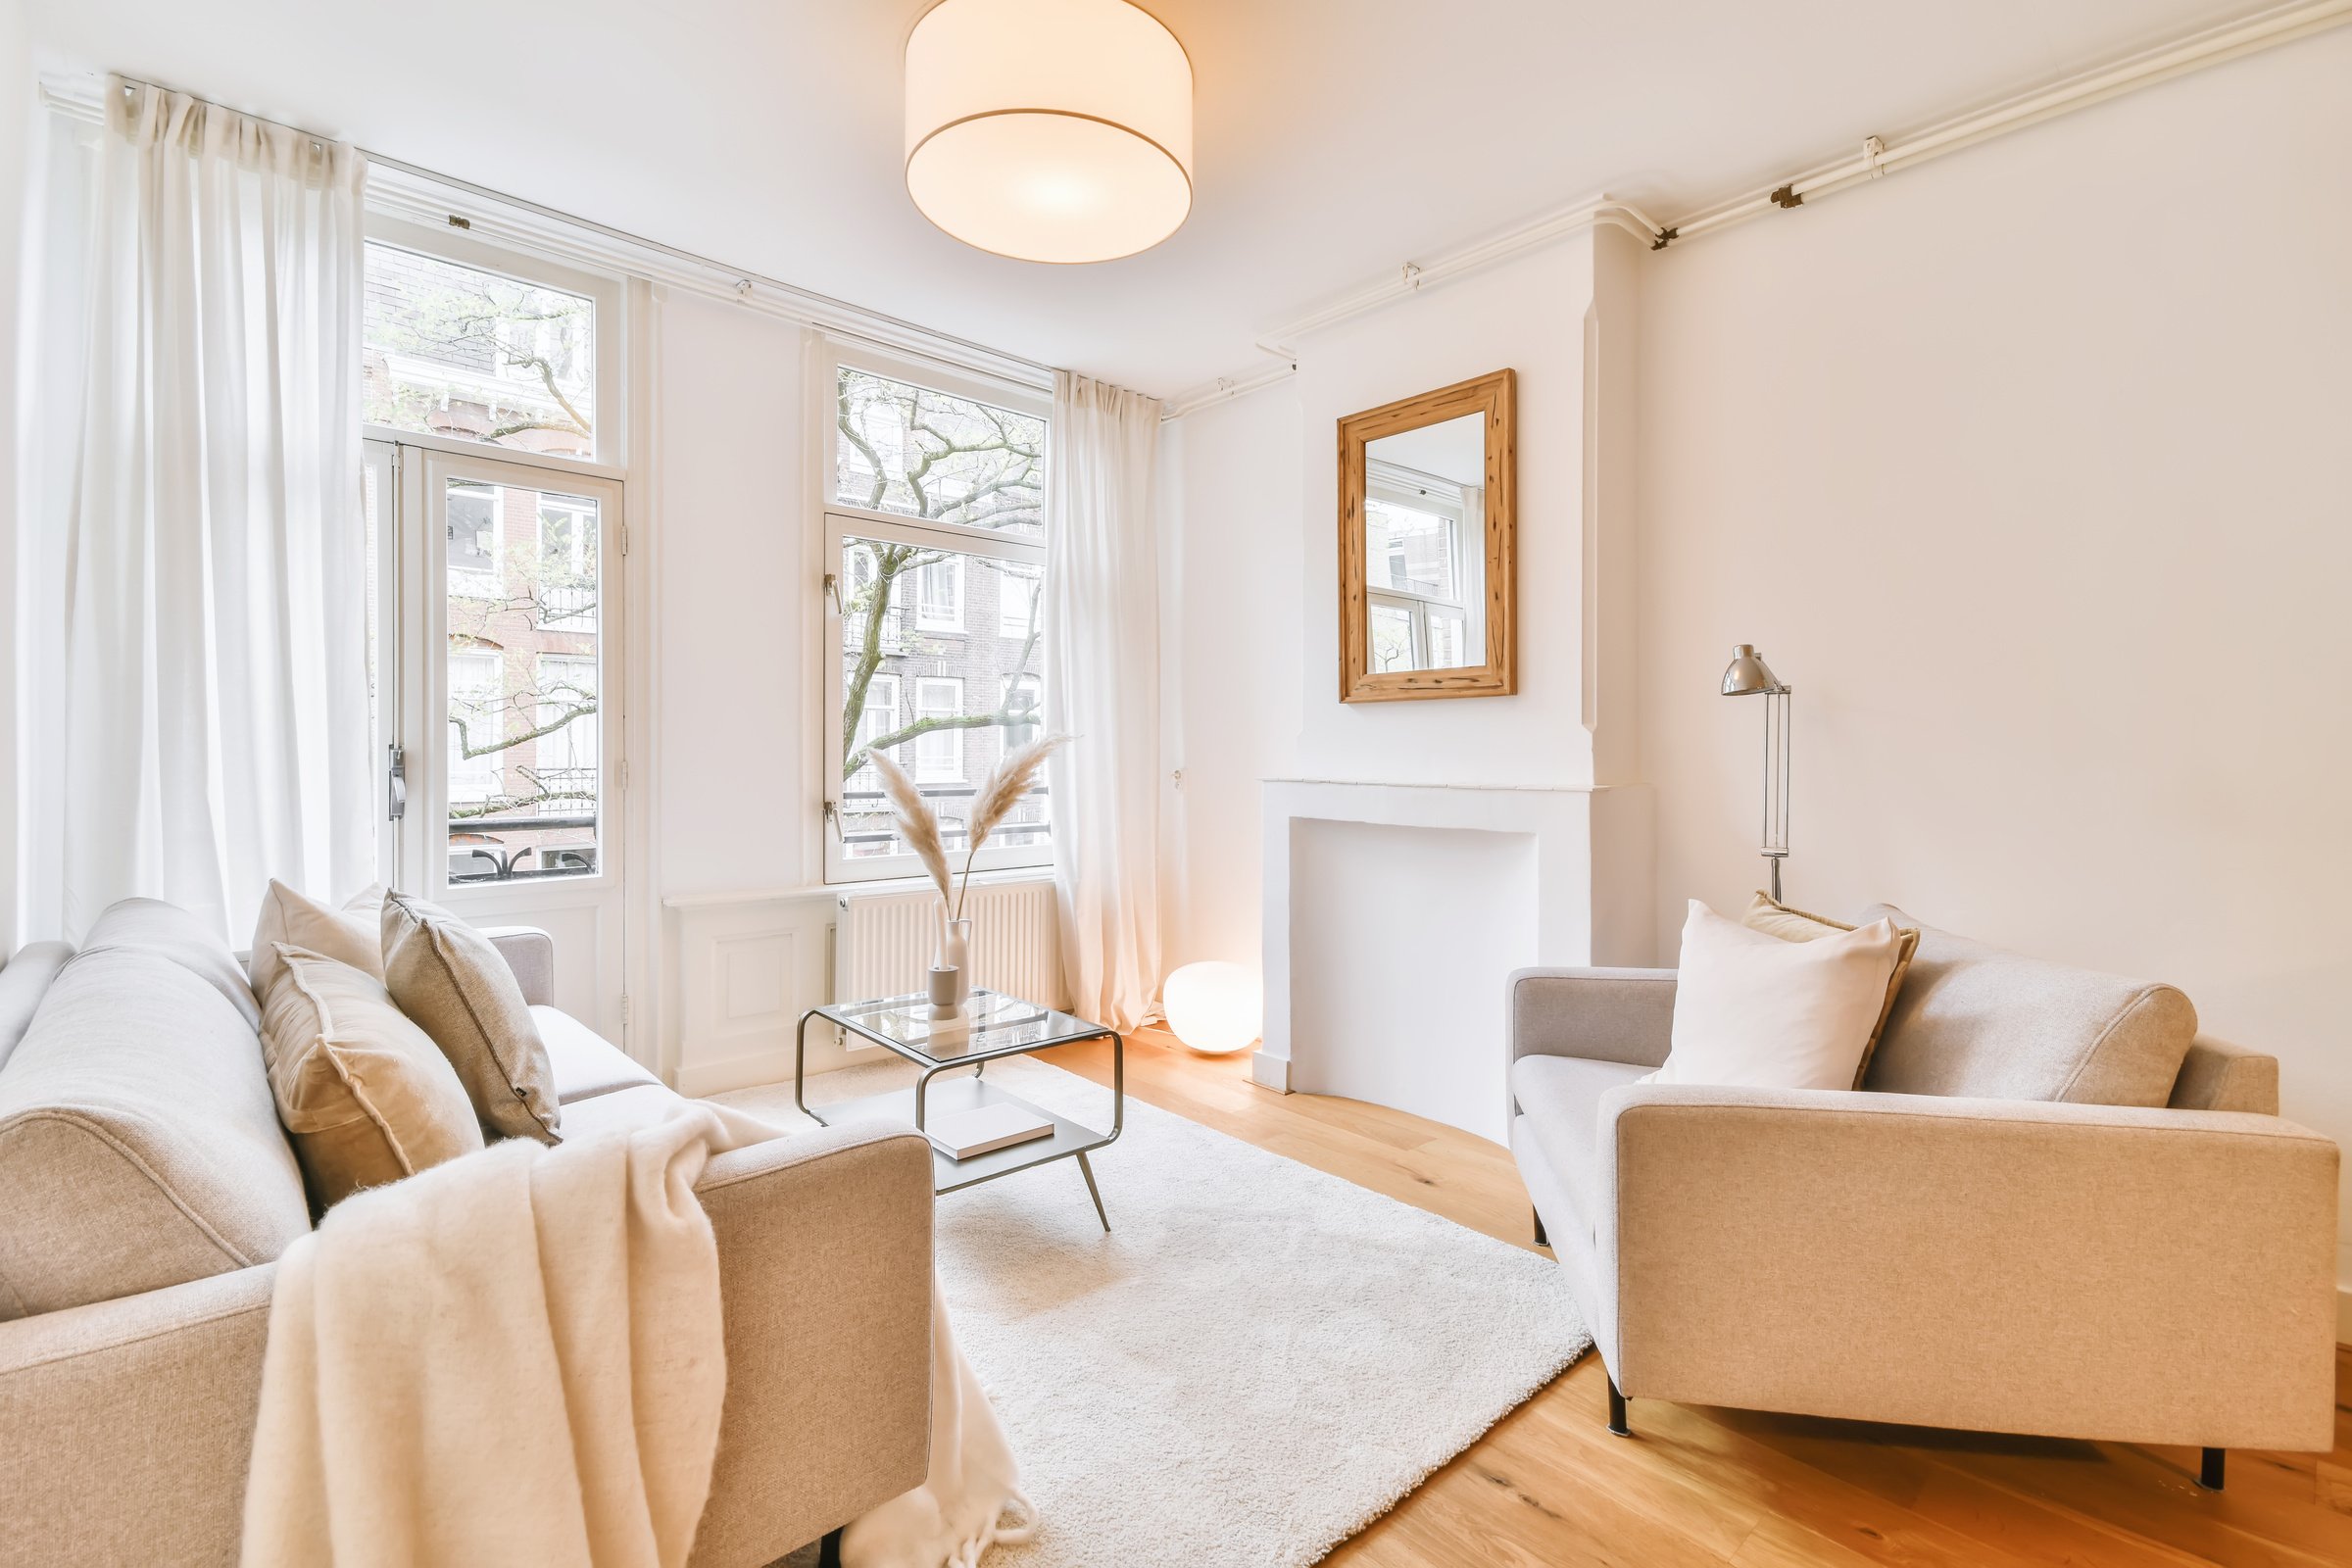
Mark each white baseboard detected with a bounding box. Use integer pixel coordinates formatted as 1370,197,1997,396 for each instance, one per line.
1250,1050,1291,1093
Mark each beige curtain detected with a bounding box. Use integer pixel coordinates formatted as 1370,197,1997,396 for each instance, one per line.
1042,371,1162,1030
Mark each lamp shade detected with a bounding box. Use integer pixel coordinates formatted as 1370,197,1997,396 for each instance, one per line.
905,0,1194,264
1162,961,1260,1055
1720,643,1785,696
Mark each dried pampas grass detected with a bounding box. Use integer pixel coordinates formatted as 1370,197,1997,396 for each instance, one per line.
960,734,1068,916
867,749,954,910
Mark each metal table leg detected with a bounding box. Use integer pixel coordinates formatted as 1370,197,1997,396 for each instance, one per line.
1075,1151,1109,1232
794,1009,815,1121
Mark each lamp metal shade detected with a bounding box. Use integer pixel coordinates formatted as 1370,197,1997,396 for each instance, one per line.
905,0,1194,264
1720,643,1785,696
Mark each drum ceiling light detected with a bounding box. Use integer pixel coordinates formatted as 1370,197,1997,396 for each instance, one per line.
904,0,1194,265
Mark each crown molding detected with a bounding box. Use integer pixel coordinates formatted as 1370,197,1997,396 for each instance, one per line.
1162,0,2352,421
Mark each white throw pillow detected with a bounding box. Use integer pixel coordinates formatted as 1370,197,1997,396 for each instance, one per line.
248,880,386,1002
1649,900,1904,1091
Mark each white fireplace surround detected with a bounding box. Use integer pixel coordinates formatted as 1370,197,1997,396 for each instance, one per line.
1258,778,1653,1143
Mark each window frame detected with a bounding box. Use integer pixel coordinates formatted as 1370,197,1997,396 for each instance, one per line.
817,344,1052,888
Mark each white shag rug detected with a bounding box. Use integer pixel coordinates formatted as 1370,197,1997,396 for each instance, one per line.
719,1054,1588,1568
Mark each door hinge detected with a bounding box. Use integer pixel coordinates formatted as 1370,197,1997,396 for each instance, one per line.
617,757,629,792
385,743,408,822
619,522,630,557
619,993,632,1026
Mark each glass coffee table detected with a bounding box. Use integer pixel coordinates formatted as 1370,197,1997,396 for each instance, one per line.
795,989,1123,1230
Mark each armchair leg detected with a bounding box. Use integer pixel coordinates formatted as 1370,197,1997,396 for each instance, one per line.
1606,1375,1631,1438
818,1526,845,1567
2199,1447,2225,1492
1532,1205,1547,1247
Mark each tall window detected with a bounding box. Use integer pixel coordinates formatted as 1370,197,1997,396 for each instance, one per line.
828,361,1049,882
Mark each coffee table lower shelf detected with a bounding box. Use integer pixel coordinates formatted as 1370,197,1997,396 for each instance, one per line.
808,1073,1115,1213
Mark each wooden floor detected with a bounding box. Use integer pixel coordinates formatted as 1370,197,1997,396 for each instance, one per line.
1034,1031,2352,1568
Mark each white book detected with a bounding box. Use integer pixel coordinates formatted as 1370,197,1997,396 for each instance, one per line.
925,1101,1056,1160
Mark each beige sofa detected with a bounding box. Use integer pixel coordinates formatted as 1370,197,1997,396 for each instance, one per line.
1508,903,2339,1490
0,899,936,1567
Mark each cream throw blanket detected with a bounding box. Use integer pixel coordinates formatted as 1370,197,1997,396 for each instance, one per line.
241,1103,1031,1568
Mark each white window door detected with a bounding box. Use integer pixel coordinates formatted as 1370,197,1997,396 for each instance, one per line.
386,446,627,1041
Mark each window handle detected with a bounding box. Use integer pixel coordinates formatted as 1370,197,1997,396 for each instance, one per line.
823,799,844,842
823,572,843,614
386,743,408,822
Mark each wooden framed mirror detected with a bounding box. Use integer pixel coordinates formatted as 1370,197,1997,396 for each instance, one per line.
1337,369,1515,702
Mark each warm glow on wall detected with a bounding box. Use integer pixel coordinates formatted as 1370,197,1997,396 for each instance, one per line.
904,0,1194,265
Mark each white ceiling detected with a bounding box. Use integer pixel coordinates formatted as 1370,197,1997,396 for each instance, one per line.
31,0,2262,397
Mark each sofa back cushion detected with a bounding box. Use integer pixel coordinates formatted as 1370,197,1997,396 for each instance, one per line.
0,900,310,1319
1855,904,2197,1107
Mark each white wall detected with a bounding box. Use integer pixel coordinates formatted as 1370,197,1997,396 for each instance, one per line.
1637,29,2352,1290
1157,379,1300,972
1162,231,1655,974
653,293,809,900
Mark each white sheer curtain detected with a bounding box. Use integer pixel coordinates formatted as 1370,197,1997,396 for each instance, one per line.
1043,371,1163,1030
31,79,371,943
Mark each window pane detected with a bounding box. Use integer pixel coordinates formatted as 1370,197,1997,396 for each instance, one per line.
1366,495,1457,599
834,368,1044,535
839,534,1049,863
1369,602,1415,672
446,477,603,884
366,243,595,459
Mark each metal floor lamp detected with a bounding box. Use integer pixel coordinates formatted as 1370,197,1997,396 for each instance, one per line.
1720,644,1790,900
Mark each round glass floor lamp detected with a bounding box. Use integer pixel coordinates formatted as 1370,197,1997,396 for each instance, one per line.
1720,644,1791,900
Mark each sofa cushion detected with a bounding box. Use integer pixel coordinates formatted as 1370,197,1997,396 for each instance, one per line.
0,942,74,1076
1740,893,1921,1087
1656,901,1906,1093
551,1082,697,1141
248,879,385,1004
381,891,563,1145
1856,905,2197,1107
1509,1054,1649,1239
261,948,486,1211
535,1005,662,1104
0,908,309,1319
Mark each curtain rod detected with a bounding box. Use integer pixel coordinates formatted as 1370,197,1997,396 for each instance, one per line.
45,73,1060,393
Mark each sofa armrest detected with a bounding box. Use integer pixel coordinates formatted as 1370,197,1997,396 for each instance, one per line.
1508,966,1676,1070
481,925,555,1007
689,1122,937,1567
1594,1084,2338,1450
0,1263,276,1565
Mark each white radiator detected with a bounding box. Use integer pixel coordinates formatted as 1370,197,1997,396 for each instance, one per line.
832,879,1064,1042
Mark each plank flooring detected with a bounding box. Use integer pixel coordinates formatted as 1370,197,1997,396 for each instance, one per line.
1033,1030,2352,1568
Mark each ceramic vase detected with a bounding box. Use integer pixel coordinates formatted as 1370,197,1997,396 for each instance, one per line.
935,903,973,1011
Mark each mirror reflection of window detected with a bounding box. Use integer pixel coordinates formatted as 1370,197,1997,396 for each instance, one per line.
1361,409,1485,673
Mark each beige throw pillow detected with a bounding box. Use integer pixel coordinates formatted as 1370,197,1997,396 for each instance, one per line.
1650,900,1905,1092
1740,891,1920,1088
381,890,563,1144
261,946,485,1210
249,880,385,1003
